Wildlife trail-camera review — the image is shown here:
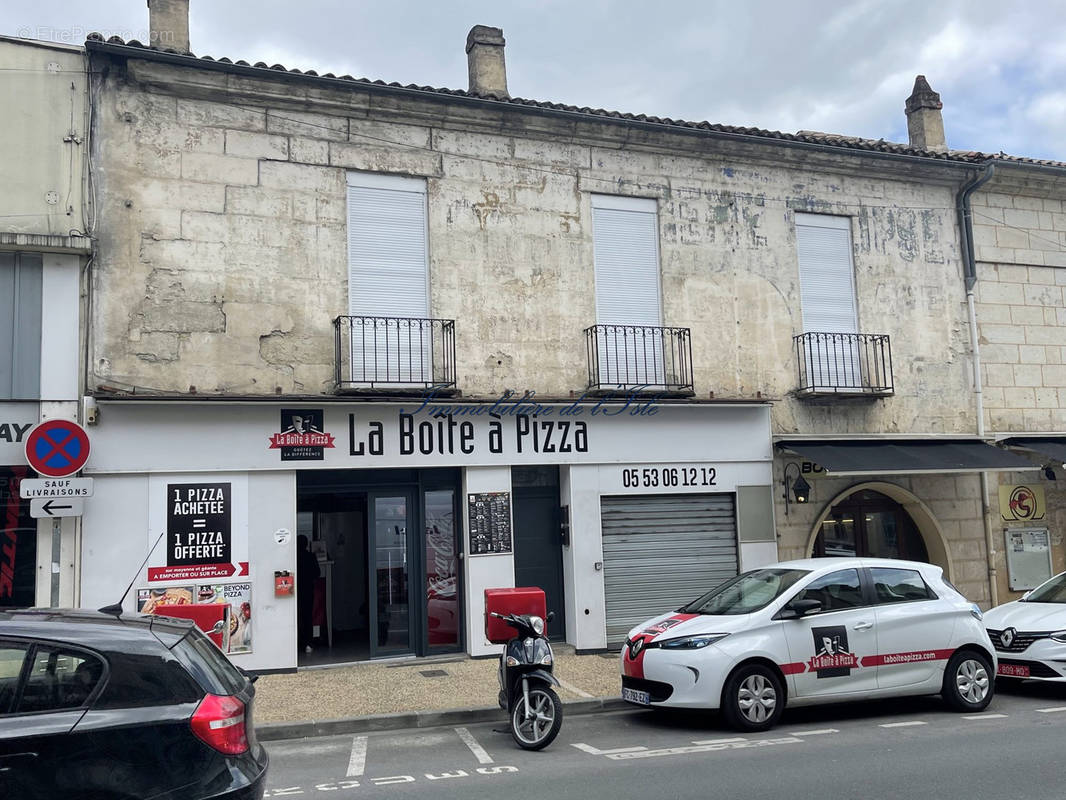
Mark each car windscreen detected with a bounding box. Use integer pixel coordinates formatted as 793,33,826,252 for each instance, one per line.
1024,573,1066,603
680,568,810,615
171,629,247,696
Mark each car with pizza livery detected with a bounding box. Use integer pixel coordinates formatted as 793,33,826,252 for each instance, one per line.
621,557,996,731
984,570,1066,683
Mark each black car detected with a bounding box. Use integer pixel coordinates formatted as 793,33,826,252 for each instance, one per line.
0,609,268,799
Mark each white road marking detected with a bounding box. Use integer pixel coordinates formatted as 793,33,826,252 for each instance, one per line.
557,677,593,698
963,714,1008,720
607,736,802,760
455,727,494,764
571,742,649,755
880,721,927,728
1036,707,1066,714
346,735,367,778
690,737,748,745
792,729,839,736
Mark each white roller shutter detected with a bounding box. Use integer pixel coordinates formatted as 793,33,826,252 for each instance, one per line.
795,213,860,388
592,195,664,385
601,494,738,645
346,172,429,383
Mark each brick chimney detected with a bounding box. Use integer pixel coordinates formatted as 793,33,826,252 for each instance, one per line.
147,0,190,53
905,75,946,152
466,25,508,97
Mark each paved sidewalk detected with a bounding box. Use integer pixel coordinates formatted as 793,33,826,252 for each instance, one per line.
253,645,624,739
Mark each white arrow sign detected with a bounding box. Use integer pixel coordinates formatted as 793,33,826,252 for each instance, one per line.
19,477,94,499
30,497,85,518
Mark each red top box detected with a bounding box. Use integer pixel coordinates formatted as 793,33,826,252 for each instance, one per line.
485,586,546,644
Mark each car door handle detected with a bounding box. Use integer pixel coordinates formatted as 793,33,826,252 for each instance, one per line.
853,621,873,631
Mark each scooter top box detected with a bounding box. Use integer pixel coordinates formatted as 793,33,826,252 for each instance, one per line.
485,587,546,644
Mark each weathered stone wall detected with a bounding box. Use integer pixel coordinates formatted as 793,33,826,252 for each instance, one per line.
92,55,976,439
972,188,1066,432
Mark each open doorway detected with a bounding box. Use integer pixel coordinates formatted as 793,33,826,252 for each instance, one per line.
296,469,462,665
296,494,370,665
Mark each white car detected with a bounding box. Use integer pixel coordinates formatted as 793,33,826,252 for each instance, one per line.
620,557,996,731
983,570,1066,682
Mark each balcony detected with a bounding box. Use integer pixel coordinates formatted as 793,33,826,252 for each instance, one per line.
585,324,694,395
334,316,456,392
794,332,894,397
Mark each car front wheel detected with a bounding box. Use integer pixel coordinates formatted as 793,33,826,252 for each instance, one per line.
941,650,993,712
721,663,784,732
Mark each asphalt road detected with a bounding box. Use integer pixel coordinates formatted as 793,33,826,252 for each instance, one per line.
262,681,1066,799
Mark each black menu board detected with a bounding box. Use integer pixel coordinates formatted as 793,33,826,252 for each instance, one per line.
468,492,512,555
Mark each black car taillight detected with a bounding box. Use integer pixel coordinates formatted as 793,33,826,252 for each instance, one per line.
190,693,248,755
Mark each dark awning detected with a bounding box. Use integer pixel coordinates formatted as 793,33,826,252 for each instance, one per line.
776,438,1039,476
1000,437,1066,467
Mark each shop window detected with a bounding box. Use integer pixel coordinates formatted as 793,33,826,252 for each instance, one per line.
814,489,928,562
0,252,43,400
1,466,37,609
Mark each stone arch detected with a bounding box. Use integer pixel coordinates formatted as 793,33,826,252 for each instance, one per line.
804,481,954,582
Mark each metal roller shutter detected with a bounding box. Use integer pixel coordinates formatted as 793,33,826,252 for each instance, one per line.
601,493,738,645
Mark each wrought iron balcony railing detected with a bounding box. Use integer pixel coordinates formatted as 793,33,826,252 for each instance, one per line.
334,316,456,391
794,331,893,396
585,324,694,394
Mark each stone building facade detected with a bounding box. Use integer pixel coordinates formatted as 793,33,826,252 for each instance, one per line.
62,3,1059,669
970,167,1066,603
0,35,89,610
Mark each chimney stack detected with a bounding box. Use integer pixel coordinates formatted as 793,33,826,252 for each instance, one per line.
147,0,190,53
466,25,508,97
905,75,946,152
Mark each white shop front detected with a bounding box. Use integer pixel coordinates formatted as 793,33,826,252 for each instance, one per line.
79,398,775,671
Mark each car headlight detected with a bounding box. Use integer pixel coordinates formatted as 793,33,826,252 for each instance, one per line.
1051,630,1066,643
530,616,545,636
658,633,729,649
970,604,983,621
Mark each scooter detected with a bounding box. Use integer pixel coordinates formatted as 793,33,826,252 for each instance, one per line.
490,610,563,750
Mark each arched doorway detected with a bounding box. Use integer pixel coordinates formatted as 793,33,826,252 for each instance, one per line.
812,489,928,560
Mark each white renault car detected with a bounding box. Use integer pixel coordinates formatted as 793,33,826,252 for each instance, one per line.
984,570,1066,682
620,558,996,731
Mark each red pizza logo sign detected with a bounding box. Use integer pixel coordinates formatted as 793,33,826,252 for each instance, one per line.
269,431,336,448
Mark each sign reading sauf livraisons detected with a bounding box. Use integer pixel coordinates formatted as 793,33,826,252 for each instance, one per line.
154,482,235,582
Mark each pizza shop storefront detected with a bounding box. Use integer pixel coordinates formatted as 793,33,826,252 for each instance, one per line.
79,399,775,671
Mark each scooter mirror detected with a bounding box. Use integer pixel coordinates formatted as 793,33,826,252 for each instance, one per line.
546,611,555,623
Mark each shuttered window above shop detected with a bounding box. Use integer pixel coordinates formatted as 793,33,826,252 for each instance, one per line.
346,172,429,318
795,213,858,335
0,253,42,400
592,195,662,327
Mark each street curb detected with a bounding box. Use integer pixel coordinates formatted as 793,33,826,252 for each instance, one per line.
256,697,630,742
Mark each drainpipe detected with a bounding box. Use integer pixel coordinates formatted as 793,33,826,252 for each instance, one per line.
956,162,997,606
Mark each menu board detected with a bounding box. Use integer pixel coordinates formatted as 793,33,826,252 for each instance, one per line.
468,492,512,555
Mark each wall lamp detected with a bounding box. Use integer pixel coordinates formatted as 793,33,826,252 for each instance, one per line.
1044,465,1057,481
782,462,811,515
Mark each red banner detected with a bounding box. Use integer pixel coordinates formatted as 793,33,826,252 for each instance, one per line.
148,561,249,582
268,432,335,449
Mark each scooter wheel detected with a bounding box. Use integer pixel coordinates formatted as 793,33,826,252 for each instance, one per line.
510,685,563,750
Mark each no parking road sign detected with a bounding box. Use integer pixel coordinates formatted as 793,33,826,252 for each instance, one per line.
24,419,91,477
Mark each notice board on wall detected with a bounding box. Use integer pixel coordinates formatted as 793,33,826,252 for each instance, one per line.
468,492,512,555
1005,527,1053,591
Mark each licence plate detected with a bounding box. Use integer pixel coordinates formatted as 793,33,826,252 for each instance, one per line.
622,687,650,705
998,663,1030,678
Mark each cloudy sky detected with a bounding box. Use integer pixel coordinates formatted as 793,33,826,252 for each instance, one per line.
7,0,1066,160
